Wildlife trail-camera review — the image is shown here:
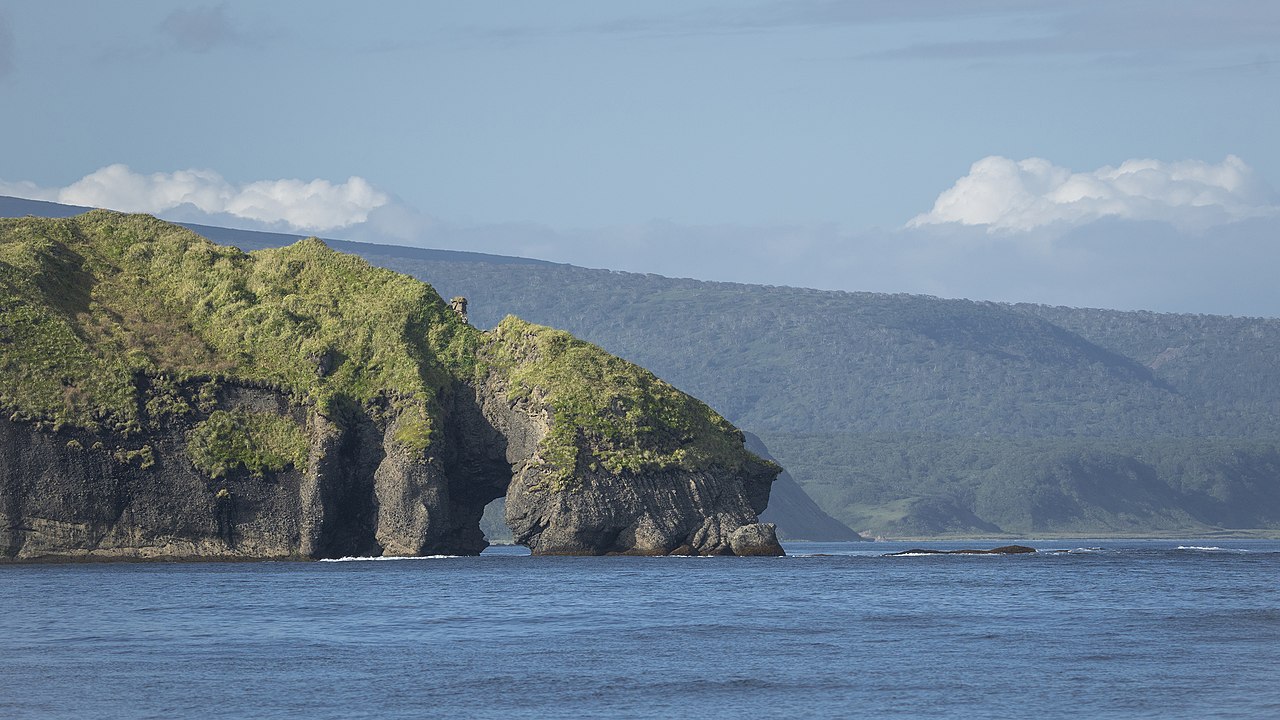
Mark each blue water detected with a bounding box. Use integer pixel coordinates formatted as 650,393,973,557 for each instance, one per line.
3,540,1279,719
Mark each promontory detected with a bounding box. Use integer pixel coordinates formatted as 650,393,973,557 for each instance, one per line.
0,212,782,561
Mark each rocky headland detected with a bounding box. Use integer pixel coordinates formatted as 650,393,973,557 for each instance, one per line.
0,212,782,561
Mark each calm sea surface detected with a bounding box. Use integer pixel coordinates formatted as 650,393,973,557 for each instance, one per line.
2,539,1279,719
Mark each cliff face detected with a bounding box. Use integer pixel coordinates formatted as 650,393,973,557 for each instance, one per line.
0,212,780,561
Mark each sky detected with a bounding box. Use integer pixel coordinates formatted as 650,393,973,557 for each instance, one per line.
1,1,1278,316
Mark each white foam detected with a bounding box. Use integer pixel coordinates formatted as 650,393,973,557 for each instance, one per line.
888,552,946,557
1175,545,1248,553
788,551,882,558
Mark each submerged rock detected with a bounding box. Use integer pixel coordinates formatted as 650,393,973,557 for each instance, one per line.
883,545,1037,557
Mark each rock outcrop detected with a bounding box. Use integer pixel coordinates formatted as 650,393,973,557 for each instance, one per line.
883,545,1037,556
0,212,782,561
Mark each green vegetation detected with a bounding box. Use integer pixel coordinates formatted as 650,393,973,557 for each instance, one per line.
480,316,766,489
113,444,156,470
0,211,478,441
187,410,309,478
0,211,758,490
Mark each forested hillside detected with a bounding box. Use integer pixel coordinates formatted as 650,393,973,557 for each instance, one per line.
6,197,1278,537
358,256,1280,537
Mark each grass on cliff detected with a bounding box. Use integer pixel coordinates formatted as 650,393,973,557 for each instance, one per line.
187,409,310,479
0,211,763,490
481,316,767,489
0,211,479,449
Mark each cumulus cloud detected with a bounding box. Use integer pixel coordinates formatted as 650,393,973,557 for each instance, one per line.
0,164,389,232
909,155,1278,231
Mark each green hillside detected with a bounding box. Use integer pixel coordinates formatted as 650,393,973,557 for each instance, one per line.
356,256,1280,538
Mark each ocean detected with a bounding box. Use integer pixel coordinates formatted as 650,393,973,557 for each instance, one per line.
2,539,1278,719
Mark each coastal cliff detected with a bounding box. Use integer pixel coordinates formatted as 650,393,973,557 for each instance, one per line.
0,212,781,561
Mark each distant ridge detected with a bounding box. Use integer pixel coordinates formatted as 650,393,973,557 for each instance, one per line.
0,195,93,219
746,433,865,541
0,195,557,267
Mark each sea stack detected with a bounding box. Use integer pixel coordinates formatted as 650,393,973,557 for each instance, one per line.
0,212,782,561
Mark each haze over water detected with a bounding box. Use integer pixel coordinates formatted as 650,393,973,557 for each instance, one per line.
4,540,1279,719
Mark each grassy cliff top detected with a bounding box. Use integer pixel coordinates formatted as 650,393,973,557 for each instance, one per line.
0,211,766,482
0,211,474,444
481,316,768,487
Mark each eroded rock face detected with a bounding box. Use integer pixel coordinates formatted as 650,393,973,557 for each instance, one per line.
0,373,782,561
471,373,782,557
504,469,780,556
0,391,308,561
0,384,471,561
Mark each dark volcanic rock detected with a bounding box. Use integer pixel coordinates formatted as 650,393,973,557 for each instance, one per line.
2,391,780,562
1,355,782,562
0,388,307,561
987,544,1038,554
492,381,782,557
883,545,1037,557
729,523,785,556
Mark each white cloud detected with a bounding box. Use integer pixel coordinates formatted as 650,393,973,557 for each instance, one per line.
0,164,389,232
909,155,1277,231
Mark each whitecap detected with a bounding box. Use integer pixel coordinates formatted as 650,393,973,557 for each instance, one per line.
789,551,881,558
886,552,946,557
1175,546,1248,553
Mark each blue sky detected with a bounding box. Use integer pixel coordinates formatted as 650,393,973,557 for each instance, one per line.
1,1,1278,316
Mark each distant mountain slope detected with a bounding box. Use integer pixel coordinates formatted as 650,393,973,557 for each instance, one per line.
386,259,1277,440
0,196,94,219
1016,303,1280,412
387,259,1280,537
745,433,864,541
6,197,1279,537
